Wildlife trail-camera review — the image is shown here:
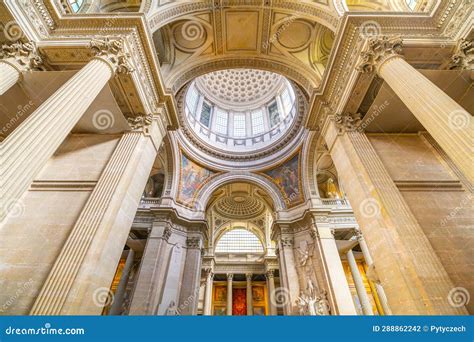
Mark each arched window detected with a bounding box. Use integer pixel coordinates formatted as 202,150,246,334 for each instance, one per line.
215,228,264,254
68,0,84,13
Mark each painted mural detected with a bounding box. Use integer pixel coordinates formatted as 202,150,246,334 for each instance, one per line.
178,153,215,206
262,153,303,207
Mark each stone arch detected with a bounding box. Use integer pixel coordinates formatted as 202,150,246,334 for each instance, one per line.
198,172,287,212
169,58,317,96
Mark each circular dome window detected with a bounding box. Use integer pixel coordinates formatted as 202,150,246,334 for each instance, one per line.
183,69,298,153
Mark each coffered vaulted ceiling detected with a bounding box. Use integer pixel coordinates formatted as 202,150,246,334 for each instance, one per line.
152,6,335,94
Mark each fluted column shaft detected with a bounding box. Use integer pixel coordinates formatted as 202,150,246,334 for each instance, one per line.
30,123,163,314
377,56,473,184
109,249,135,315
203,270,214,316
226,273,233,316
276,237,299,315
323,118,467,314
1,57,114,223
314,220,357,315
246,273,253,315
266,270,277,315
0,62,20,95
346,249,373,315
357,232,392,315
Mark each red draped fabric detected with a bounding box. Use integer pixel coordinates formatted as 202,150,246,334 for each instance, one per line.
232,288,247,315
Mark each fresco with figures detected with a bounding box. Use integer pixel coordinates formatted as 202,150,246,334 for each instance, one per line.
178,153,215,206
261,153,303,207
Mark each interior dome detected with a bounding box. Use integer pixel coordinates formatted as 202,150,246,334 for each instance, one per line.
196,69,285,108
184,69,297,152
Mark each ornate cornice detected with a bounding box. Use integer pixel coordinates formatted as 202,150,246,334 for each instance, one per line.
357,36,404,74
0,41,43,72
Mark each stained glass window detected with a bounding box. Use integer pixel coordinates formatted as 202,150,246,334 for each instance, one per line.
215,229,264,253
200,102,212,127
268,101,280,127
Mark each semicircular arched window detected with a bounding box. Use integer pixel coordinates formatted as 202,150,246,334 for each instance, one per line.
215,228,264,254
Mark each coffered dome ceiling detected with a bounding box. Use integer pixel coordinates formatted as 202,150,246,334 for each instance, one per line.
195,69,284,108
214,194,265,219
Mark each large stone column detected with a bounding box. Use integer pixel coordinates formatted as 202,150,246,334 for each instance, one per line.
275,233,299,315
30,116,165,315
0,38,134,223
226,273,233,316
313,218,357,315
346,249,373,315
109,249,135,315
0,41,42,95
356,230,392,315
178,236,204,315
266,270,277,315
246,273,253,315
203,268,214,316
322,116,467,315
358,36,473,185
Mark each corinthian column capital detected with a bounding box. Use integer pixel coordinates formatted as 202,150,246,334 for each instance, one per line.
448,38,473,70
334,113,362,133
357,36,404,74
90,37,135,75
0,41,43,72
127,113,154,131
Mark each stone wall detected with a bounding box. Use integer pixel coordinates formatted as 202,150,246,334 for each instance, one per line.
368,133,473,313
0,134,121,314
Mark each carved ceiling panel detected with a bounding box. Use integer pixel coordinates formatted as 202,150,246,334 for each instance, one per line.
152,6,335,92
